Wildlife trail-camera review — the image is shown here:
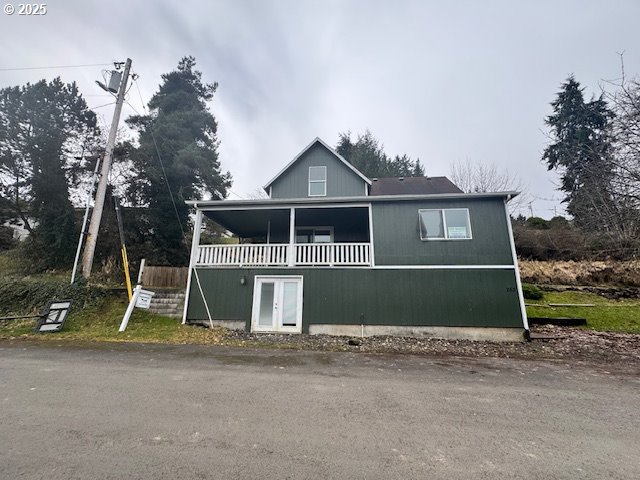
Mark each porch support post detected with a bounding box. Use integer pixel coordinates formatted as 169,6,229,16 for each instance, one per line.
288,207,296,267
182,208,203,324
504,197,529,335
368,203,375,267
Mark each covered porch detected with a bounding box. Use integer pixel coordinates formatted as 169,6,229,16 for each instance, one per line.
194,205,373,267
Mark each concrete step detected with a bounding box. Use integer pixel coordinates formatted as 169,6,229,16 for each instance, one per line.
147,309,183,318
142,289,185,318
152,294,185,300
149,299,183,306
149,303,183,310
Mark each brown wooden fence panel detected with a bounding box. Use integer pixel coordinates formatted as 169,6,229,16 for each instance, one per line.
141,266,189,288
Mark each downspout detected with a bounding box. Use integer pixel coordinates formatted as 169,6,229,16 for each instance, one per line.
504,195,530,341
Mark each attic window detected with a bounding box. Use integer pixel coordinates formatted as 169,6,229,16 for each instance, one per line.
308,166,326,197
419,208,472,240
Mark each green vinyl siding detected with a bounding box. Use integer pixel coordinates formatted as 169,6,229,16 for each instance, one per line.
186,267,523,331
372,198,513,265
270,142,367,199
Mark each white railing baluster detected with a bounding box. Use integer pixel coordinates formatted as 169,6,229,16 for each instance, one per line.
194,242,371,267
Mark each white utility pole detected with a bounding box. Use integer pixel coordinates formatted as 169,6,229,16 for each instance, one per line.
81,58,132,278
70,155,101,284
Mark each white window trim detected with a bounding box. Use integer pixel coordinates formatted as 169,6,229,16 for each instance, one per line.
295,226,334,243
308,166,327,197
419,208,472,241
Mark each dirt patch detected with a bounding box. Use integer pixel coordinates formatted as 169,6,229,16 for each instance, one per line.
519,259,640,288
222,325,640,373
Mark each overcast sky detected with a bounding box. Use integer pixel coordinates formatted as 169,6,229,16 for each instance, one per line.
2,0,639,217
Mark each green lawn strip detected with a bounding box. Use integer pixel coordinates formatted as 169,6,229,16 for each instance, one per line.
3,287,638,342
0,297,226,344
525,290,640,333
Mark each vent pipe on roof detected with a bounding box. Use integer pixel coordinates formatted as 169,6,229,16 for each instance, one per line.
372,178,378,181
398,177,404,181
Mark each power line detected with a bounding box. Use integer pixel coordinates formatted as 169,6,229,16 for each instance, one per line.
0,63,112,72
228,190,246,199
89,101,116,110
124,100,141,116
132,76,148,115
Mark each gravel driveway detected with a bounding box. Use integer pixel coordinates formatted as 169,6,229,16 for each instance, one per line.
222,325,640,374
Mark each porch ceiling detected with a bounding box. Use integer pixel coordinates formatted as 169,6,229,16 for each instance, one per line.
204,206,370,239
205,208,290,238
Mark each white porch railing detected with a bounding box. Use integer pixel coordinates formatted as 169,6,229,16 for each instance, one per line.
295,243,370,266
195,243,371,267
197,244,289,267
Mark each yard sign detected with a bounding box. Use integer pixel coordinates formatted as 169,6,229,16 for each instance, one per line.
119,285,155,332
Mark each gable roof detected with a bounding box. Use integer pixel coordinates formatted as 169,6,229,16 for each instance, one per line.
263,137,372,190
369,176,463,196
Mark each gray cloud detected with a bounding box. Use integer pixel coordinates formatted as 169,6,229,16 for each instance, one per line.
1,0,639,217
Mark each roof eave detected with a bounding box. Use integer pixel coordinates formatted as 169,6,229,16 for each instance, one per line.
187,191,520,209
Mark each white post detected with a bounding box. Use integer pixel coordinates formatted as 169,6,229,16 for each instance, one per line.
182,209,203,324
119,284,142,332
367,204,375,267
70,156,101,284
504,198,529,333
137,258,146,285
288,207,296,267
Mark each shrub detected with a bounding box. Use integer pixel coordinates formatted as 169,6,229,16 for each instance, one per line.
526,217,550,230
522,284,544,300
0,277,110,316
0,226,16,251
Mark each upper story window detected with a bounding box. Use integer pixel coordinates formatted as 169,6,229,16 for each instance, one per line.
308,166,327,196
419,208,472,240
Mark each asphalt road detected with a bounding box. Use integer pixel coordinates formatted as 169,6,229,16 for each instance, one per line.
1,341,638,480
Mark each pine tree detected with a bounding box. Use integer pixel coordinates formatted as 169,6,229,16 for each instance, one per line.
336,130,423,178
543,76,616,231
0,78,98,269
413,159,425,176
126,57,231,265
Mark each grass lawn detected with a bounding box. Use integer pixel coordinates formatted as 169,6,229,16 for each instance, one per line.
0,297,226,344
1,286,639,344
526,290,640,334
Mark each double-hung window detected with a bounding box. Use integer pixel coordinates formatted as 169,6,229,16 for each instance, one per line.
419,208,472,240
308,166,327,196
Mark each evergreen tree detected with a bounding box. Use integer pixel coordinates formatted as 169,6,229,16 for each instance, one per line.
0,78,98,269
126,56,231,265
338,130,387,177
336,130,423,178
413,159,425,176
543,76,616,231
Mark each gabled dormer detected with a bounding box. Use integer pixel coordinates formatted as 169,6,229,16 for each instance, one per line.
264,137,371,199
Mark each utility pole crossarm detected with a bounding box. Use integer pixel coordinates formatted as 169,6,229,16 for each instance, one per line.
81,58,132,279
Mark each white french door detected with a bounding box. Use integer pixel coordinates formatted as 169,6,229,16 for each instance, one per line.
251,276,303,333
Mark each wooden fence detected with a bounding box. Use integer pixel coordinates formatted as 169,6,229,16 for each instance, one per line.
140,266,189,288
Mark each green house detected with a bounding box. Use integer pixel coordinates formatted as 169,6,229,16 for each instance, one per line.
183,138,529,341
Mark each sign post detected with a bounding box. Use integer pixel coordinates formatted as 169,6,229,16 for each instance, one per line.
119,285,155,332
